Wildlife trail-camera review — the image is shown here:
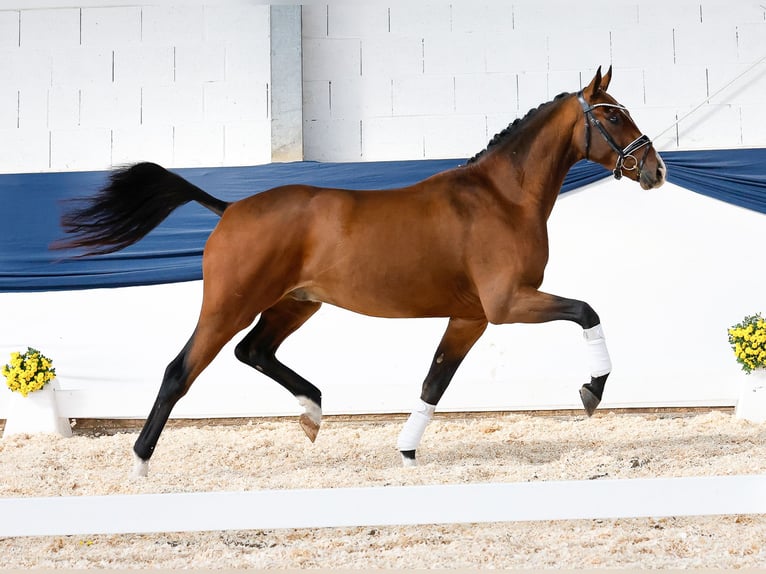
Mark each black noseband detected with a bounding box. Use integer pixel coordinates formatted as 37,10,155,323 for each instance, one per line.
577,91,652,180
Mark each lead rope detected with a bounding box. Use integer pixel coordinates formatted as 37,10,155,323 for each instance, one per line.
651,53,766,149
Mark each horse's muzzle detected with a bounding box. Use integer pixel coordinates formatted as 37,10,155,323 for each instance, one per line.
639,155,667,190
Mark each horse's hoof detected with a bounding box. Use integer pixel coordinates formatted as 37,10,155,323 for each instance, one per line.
400,450,417,467
297,396,321,443
299,413,320,443
132,452,149,478
579,386,601,417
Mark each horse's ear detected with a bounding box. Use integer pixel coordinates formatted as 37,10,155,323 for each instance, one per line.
601,65,613,92
584,66,603,97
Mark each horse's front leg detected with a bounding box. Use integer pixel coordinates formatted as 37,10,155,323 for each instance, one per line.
485,287,612,416
398,317,487,466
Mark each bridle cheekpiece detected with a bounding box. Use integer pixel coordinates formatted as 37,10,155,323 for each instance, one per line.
577,91,652,180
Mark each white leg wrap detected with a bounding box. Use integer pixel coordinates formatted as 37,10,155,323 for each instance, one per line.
583,324,612,377
397,399,436,451
297,395,322,426
132,452,148,478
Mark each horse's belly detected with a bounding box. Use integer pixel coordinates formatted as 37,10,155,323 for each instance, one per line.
290,277,483,320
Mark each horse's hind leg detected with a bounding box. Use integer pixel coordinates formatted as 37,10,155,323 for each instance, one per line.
234,297,324,442
132,305,257,477
398,317,487,466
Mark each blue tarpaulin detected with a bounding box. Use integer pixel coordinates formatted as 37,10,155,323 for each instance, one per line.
1,149,763,292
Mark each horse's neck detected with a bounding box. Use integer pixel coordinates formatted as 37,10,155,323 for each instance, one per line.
483,102,581,219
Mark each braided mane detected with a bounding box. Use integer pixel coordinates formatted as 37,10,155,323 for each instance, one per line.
466,92,571,164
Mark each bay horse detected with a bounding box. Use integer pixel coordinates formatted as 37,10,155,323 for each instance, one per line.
55,67,665,477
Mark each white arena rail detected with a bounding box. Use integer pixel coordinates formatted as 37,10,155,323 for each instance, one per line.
1,474,765,537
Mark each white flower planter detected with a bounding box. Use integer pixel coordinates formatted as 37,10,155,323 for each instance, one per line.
2,379,72,438
735,369,766,423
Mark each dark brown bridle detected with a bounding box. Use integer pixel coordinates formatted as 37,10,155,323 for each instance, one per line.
577,90,652,180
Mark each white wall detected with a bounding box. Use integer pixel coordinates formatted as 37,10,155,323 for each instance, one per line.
302,1,766,161
0,2,272,174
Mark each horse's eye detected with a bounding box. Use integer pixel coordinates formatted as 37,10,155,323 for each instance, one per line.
608,114,620,125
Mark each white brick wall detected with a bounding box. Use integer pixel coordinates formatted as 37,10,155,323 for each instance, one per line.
303,1,766,162
0,3,271,174
1,2,764,171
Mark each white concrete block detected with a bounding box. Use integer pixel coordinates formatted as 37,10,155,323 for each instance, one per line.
424,33,485,75
17,86,47,130
708,62,766,106
204,82,268,123
608,68,647,107
361,116,423,161
673,23,738,67
113,46,173,86
175,44,225,84
485,30,548,73
0,89,17,129
548,30,611,72
422,114,487,159
638,0,703,25
515,71,549,115
454,73,516,115
303,80,331,121
450,3,514,34
676,103,742,148
639,106,684,151
204,4,269,44
20,8,79,49
51,47,112,87
303,37,361,81
0,49,51,88
47,87,80,130
303,118,361,161
224,41,270,85
740,103,766,148
300,4,327,39
81,7,141,47
736,22,766,62
330,76,393,119
80,84,141,129
516,0,638,31
141,5,204,47
701,1,765,24
393,75,454,116
547,70,581,98
111,124,174,167
610,25,675,69
0,128,48,174
0,11,19,49
361,36,422,78
643,65,707,107
50,128,112,172
142,84,204,127
173,123,224,167
223,119,271,166
388,3,452,36
328,4,389,38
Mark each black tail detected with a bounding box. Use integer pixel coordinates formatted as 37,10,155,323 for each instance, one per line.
51,162,230,256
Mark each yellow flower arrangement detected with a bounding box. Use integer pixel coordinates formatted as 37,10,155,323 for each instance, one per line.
2,347,56,397
728,313,766,374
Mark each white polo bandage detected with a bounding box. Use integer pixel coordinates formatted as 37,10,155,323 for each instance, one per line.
396,399,436,451
583,324,612,377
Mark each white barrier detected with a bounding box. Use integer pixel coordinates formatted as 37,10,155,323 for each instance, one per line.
2,474,765,537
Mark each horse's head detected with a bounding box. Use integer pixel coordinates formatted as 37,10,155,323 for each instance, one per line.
576,66,666,190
